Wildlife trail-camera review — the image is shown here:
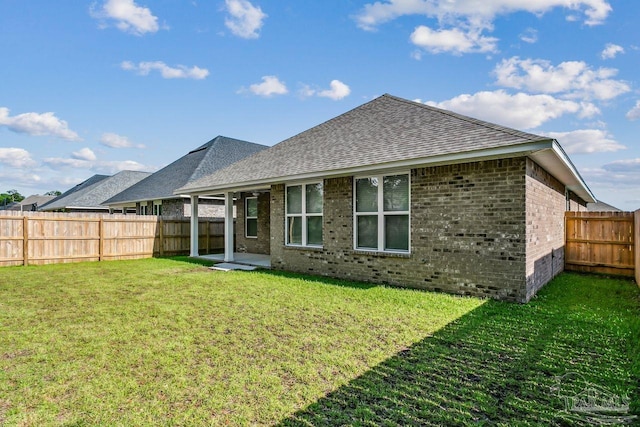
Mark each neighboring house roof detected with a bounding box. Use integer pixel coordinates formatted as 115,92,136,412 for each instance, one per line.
103,135,267,206
1,195,57,211
39,171,151,211
177,94,595,203
587,201,622,212
0,202,18,211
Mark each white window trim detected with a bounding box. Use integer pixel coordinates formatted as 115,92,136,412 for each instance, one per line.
353,173,411,254
285,182,323,248
245,196,258,239
153,200,162,216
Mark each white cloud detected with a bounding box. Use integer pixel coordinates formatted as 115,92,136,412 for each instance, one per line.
354,0,612,31
0,107,81,141
625,100,640,121
298,80,352,100
245,76,288,97
410,25,498,54
224,0,267,39
542,129,625,154
44,156,150,174
121,61,209,80
101,132,128,148
602,158,640,173
99,132,145,148
493,57,630,101
601,43,624,59
91,0,160,35
72,148,97,161
298,84,317,98
0,148,36,168
424,90,593,129
519,28,538,44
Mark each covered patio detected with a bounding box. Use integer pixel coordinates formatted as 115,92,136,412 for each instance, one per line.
186,186,271,269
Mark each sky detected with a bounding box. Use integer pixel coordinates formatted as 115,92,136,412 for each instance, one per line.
0,0,638,210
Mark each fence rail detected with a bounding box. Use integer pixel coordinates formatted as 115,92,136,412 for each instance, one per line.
0,211,227,267
565,211,638,278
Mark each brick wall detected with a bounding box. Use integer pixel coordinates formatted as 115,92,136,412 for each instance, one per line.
524,159,566,301
163,198,227,218
270,158,531,301
236,192,270,255
568,191,587,212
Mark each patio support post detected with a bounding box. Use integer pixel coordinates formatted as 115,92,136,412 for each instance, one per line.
190,195,199,257
224,191,234,262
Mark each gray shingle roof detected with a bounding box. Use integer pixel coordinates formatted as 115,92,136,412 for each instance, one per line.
587,201,622,212
178,94,551,193
20,195,56,207
0,195,56,211
39,171,151,211
103,136,267,205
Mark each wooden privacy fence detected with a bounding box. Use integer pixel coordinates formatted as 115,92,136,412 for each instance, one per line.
565,210,639,279
0,211,228,267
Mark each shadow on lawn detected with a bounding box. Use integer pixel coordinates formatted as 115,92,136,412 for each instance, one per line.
278,276,640,426
251,269,380,290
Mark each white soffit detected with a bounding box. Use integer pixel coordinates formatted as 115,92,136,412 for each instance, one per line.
528,143,596,203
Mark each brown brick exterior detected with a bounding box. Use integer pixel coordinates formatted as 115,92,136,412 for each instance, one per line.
525,159,566,300
235,157,587,302
267,159,524,301
236,192,270,255
135,198,227,218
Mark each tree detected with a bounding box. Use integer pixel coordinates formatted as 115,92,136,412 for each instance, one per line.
0,190,24,206
45,190,62,196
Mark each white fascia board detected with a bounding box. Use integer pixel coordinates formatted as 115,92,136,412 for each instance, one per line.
65,206,109,210
102,195,189,207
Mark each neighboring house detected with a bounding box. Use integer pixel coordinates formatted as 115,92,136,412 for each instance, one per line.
39,171,151,213
0,195,56,211
177,94,596,303
103,136,267,217
587,200,622,212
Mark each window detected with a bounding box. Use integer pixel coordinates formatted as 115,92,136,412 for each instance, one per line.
153,201,162,216
245,197,258,238
139,204,148,215
286,182,323,247
354,173,409,252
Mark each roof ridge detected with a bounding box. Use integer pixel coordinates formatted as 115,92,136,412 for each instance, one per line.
382,94,548,143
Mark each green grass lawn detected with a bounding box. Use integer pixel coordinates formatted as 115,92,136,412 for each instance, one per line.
0,258,638,426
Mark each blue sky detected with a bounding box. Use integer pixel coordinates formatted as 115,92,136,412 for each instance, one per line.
0,0,638,210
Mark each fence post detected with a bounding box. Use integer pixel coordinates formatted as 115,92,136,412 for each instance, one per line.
206,220,210,254
22,216,29,266
635,209,639,286
159,217,164,257
99,218,104,261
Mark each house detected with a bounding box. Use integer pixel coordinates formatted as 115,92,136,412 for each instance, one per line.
39,171,151,213
176,94,595,303
587,200,621,212
0,194,56,211
103,136,267,217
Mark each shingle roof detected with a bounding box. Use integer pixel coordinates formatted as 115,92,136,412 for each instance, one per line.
0,195,56,211
103,136,267,205
177,94,552,193
39,171,151,211
587,201,622,212
20,195,56,207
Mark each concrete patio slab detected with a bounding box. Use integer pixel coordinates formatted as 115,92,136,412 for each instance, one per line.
209,262,258,271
